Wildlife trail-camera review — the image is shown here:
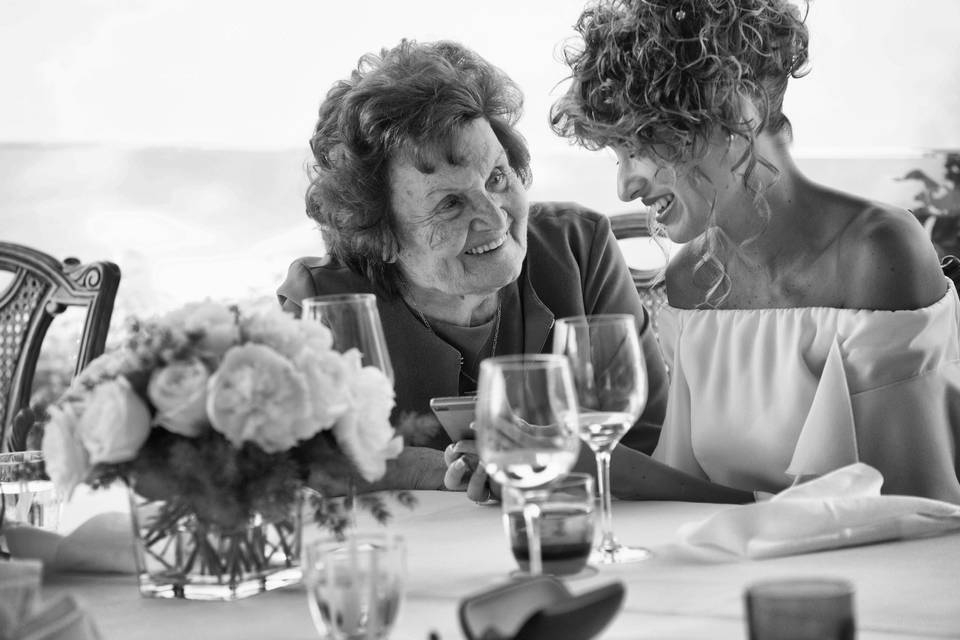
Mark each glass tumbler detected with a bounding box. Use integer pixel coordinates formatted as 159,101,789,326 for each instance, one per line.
502,472,596,577
0,451,60,533
303,532,406,640
745,578,856,640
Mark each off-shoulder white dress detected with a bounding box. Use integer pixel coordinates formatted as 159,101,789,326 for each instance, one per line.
653,279,960,503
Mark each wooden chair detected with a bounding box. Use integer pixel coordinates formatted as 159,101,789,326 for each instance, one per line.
942,255,960,289
609,211,669,336
0,243,120,451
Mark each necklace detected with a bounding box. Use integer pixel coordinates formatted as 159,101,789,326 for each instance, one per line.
409,297,502,384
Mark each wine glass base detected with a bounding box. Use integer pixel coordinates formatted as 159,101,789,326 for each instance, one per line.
590,544,653,565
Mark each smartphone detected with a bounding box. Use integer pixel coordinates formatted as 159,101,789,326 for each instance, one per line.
429,395,477,441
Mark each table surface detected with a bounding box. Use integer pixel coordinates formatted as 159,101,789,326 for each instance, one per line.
38,489,960,640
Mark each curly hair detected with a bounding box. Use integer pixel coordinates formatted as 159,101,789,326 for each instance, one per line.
306,39,532,299
551,0,809,306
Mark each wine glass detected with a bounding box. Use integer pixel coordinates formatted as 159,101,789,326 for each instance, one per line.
552,314,651,564
302,293,394,517
302,293,394,384
474,354,581,576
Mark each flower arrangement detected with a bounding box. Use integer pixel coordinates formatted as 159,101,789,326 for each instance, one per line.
39,300,409,598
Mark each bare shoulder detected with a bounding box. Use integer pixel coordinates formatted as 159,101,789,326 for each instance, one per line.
837,202,945,310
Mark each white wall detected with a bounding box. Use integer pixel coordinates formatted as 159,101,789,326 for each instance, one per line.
3,0,958,153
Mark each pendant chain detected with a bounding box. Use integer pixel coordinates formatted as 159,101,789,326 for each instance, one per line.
409,298,502,384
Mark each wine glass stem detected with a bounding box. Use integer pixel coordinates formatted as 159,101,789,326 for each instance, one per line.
595,449,618,553
521,499,543,575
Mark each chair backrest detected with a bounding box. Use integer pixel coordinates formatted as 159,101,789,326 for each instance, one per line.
0,242,120,451
609,211,668,336
942,255,960,289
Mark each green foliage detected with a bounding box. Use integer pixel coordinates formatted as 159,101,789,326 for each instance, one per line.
902,152,960,259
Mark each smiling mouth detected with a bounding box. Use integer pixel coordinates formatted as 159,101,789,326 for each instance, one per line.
465,232,508,256
650,194,675,222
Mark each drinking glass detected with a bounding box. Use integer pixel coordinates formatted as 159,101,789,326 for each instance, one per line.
303,532,406,640
0,451,61,536
475,354,581,576
552,314,650,564
303,293,395,521
502,472,595,577
745,578,856,640
302,293,394,384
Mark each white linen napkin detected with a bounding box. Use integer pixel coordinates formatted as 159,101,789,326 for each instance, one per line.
786,340,859,482
677,463,960,560
4,512,136,574
0,558,103,639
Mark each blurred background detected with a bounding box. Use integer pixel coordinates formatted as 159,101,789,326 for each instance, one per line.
2,0,959,323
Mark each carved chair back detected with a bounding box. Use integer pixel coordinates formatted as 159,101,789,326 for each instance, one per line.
0,242,120,451
610,211,668,336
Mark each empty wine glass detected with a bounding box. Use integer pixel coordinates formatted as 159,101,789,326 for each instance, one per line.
475,354,581,576
302,293,394,519
553,314,651,564
302,293,394,384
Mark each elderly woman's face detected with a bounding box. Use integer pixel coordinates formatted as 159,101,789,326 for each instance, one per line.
389,118,529,300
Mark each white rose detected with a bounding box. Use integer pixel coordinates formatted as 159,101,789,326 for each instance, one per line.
333,360,401,482
41,403,91,498
242,306,333,361
292,347,353,435
206,344,311,453
147,359,210,436
76,377,152,464
61,350,139,401
163,301,239,359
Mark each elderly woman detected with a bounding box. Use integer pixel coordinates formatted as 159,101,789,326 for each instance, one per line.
550,0,960,502
277,39,670,491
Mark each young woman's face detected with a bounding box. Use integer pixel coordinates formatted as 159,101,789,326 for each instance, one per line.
389,118,529,300
613,139,742,244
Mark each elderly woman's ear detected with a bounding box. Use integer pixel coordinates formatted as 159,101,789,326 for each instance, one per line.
345,222,400,265
380,231,400,264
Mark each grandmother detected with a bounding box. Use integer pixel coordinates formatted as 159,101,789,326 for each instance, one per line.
277,39,669,491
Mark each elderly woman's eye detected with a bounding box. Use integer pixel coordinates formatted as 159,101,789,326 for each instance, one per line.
438,196,461,213
488,168,508,191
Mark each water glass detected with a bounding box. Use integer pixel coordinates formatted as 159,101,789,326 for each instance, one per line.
745,578,856,640
303,532,406,640
502,473,595,577
0,451,60,533
302,293,394,384
475,354,582,576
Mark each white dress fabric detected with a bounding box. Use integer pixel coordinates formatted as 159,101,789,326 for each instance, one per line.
653,278,960,503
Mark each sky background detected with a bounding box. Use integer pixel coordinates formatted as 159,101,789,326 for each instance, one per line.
2,0,959,315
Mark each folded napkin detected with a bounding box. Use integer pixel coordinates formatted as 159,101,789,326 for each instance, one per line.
4,512,136,575
677,463,960,560
0,558,103,639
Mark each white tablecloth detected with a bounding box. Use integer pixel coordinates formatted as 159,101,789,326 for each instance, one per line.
38,489,960,640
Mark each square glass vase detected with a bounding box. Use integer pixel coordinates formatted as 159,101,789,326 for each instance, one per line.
128,489,303,601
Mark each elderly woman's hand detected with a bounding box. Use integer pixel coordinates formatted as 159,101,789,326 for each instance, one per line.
443,439,500,503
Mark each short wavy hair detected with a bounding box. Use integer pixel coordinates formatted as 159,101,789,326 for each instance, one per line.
551,0,809,306
306,39,532,299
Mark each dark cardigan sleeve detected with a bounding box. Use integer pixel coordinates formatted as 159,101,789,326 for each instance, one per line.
276,259,320,317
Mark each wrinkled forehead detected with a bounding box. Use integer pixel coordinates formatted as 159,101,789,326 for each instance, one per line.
390,118,498,176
